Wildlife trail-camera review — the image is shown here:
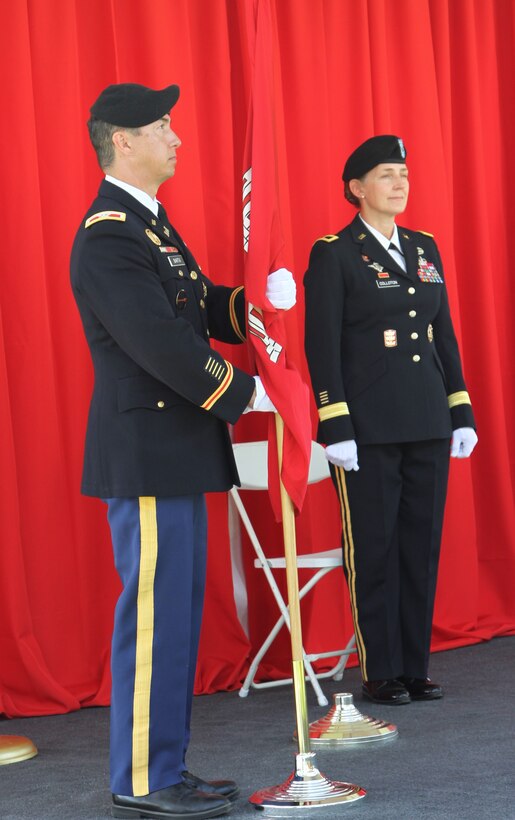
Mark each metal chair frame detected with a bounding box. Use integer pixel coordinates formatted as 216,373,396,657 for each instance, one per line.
230,440,356,707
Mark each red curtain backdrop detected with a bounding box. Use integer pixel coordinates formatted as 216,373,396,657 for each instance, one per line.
1,0,513,717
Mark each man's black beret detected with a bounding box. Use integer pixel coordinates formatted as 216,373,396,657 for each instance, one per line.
342,135,407,181
90,83,180,127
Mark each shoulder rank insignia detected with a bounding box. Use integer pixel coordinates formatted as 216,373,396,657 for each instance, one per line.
85,211,126,229
357,232,367,240
418,229,434,237
316,234,339,243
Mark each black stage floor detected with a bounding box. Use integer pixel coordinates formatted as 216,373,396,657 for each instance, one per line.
1,637,514,820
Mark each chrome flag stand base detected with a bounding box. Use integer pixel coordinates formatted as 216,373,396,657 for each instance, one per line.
306,693,398,747
249,751,366,814
0,736,38,766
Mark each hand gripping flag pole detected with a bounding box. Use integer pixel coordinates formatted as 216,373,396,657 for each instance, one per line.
242,0,365,809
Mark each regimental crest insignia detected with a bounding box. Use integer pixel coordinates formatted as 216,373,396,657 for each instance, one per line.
384,329,398,347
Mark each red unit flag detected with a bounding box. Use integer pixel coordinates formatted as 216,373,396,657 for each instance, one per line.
242,0,311,517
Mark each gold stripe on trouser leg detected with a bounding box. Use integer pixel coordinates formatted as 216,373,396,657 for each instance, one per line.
132,497,159,796
334,467,368,680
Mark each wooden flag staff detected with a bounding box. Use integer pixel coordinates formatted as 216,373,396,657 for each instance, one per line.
248,415,366,812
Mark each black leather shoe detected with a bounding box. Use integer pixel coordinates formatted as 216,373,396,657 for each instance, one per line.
398,676,443,700
112,782,231,819
362,678,411,705
182,771,239,802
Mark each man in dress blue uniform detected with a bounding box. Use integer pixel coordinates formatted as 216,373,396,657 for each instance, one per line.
70,82,296,819
304,136,477,706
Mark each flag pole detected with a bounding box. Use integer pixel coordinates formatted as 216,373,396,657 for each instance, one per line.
274,413,310,752
249,415,366,811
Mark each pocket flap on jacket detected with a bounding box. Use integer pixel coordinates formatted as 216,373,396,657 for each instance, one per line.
117,375,184,412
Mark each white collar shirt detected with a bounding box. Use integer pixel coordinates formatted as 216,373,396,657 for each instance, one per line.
359,215,407,272
105,174,160,218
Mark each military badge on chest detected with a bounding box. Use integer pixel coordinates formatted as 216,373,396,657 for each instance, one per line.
362,255,400,289
416,248,443,283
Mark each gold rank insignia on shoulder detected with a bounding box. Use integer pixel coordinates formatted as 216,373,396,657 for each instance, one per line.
85,211,126,229
145,228,161,245
317,234,339,243
418,229,434,237
402,233,410,239
357,232,367,240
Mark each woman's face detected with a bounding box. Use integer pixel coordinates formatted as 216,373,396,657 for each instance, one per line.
351,163,409,219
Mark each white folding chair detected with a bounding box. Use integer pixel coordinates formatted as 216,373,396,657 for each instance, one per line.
230,440,356,707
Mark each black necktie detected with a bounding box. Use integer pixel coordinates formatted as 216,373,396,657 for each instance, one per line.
157,203,168,224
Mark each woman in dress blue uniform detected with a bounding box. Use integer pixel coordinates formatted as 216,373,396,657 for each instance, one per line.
70,82,295,820
304,136,477,705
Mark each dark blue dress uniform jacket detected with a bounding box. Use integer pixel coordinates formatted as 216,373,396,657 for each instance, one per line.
70,180,254,498
304,214,475,445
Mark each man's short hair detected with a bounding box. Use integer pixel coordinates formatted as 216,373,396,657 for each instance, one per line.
87,117,140,170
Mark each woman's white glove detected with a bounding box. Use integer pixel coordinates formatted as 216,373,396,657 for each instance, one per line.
265,268,296,310
450,427,478,458
243,375,278,413
325,440,359,471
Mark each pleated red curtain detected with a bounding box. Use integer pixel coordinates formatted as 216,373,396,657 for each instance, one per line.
0,0,513,717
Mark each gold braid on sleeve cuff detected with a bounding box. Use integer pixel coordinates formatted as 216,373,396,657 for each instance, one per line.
448,391,471,409
229,286,246,341
318,402,350,422
201,362,234,410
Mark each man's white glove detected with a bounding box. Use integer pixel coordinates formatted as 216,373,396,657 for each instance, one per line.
265,268,296,310
450,427,478,458
325,440,359,471
243,375,278,413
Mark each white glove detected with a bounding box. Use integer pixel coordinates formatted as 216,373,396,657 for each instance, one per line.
243,375,278,413
325,440,359,471
450,427,478,458
265,267,296,310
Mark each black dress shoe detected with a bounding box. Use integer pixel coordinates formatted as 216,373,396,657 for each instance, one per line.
112,782,231,819
398,676,443,700
362,678,411,705
182,771,239,802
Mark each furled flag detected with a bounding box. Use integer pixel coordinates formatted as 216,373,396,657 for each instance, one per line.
242,0,312,517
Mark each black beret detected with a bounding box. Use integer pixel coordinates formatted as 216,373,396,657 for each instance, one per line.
90,83,180,127
343,135,407,181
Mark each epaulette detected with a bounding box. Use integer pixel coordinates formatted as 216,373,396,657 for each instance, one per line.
315,234,339,244
417,229,434,238
85,211,126,229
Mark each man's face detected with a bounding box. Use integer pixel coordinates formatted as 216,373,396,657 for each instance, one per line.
127,114,181,188
355,163,409,217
